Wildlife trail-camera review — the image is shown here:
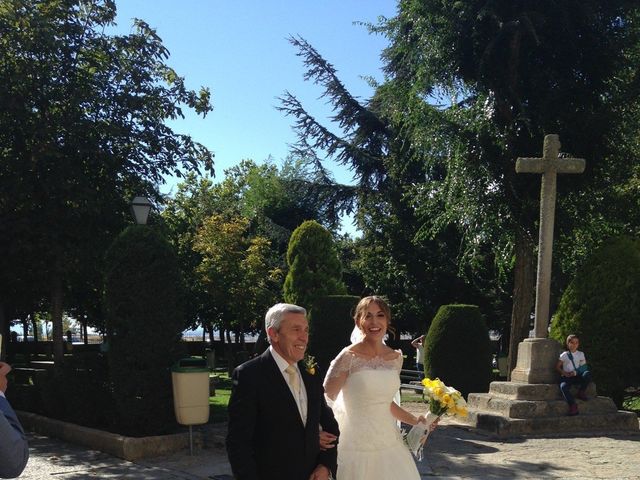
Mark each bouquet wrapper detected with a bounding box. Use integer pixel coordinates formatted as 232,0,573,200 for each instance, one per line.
405,411,439,461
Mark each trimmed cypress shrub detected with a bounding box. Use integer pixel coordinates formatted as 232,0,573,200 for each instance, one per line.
104,225,185,436
283,220,346,311
550,235,640,406
307,295,360,373
424,304,492,397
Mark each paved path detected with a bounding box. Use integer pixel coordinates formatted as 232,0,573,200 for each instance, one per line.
19,415,640,479
20,432,196,479
421,419,640,479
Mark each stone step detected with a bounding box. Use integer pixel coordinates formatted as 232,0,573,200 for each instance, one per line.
468,393,617,418
464,410,639,437
488,381,597,401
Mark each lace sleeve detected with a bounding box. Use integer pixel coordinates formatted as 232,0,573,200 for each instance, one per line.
323,348,352,401
325,349,353,379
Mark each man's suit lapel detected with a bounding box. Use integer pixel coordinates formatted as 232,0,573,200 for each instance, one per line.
300,364,318,429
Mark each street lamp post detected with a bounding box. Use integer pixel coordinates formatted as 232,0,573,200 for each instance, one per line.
130,196,152,225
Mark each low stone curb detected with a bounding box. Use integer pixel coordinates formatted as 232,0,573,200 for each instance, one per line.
17,410,202,461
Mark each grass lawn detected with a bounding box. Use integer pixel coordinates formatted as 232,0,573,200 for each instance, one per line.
623,390,640,416
209,372,232,423
401,390,426,404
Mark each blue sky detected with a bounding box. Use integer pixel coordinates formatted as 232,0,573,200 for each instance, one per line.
112,1,397,193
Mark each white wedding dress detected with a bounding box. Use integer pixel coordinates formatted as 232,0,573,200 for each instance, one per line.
325,348,420,480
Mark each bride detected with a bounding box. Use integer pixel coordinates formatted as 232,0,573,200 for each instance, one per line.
323,296,427,480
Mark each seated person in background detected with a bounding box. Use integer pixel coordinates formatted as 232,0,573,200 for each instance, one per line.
0,361,29,478
556,334,592,417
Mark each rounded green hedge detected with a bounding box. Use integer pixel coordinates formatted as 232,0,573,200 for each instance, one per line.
283,220,346,311
307,295,360,373
104,225,185,436
550,235,640,406
424,304,492,397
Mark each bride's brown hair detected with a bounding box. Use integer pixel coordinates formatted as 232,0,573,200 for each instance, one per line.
353,296,396,338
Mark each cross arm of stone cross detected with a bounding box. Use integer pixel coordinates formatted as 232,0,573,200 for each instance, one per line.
515,134,585,174
516,157,586,174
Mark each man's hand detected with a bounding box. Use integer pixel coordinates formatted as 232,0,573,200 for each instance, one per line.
0,361,11,393
319,430,337,451
309,464,331,480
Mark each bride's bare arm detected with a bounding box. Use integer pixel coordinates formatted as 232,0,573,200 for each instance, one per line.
390,402,420,426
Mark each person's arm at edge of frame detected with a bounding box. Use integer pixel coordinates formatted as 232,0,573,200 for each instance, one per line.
316,379,339,479
0,362,29,479
226,365,259,480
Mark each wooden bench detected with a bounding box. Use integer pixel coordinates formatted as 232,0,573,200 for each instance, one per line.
11,367,48,385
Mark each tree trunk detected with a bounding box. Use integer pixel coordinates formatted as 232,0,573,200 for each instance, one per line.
239,320,245,348
253,328,268,356
206,322,215,344
32,314,39,342
51,272,65,368
507,229,536,380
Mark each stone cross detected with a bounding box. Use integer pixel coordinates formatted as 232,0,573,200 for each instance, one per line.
516,134,585,338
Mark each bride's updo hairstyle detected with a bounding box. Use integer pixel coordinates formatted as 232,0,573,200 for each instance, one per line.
353,295,396,338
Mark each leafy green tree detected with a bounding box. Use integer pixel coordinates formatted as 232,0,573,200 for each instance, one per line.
380,0,640,374
162,173,222,341
283,220,346,310
550,236,640,406
104,225,184,436
193,214,281,345
278,37,507,335
162,159,340,343
0,0,213,366
282,3,640,367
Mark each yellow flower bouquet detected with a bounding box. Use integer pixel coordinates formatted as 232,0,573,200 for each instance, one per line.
405,377,468,460
421,377,468,417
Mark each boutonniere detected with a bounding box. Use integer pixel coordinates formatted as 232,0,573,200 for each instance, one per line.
304,354,317,375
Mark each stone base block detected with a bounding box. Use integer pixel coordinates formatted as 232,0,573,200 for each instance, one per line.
487,381,597,401
466,410,638,437
511,338,562,384
465,380,639,437
468,394,616,419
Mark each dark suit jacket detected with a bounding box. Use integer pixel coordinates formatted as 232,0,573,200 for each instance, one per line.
0,395,29,478
226,349,339,480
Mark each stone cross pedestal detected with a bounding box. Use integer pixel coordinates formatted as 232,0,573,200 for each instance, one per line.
511,134,585,383
464,135,637,436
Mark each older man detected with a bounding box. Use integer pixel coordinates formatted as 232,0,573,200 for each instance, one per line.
226,303,339,480
0,361,29,478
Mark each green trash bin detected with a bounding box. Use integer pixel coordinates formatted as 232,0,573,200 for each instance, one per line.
171,358,210,425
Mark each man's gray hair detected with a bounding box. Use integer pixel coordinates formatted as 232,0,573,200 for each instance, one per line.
265,303,307,344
